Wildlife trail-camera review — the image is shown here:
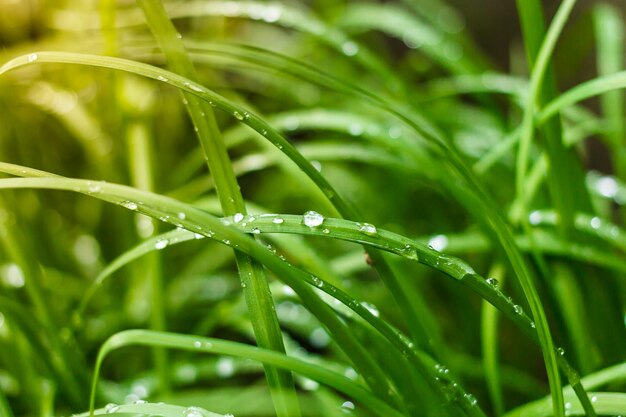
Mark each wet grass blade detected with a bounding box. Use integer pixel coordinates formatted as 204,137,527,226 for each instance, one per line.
90,329,404,417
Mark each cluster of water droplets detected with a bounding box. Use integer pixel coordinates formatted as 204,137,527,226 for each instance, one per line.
432,364,479,408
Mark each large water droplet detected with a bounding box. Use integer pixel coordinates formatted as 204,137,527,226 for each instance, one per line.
303,211,324,227
273,217,284,224
233,111,245,121
233,213,244,223
104,403,120,413
359,223,378,236
428,234,448,252
513,304,523,315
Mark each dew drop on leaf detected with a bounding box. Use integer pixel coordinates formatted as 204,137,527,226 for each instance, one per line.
303,211,324,227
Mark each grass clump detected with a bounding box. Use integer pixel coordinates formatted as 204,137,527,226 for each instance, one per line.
0,1,624,417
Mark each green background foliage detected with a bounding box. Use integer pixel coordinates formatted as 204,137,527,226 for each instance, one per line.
0,1,624,417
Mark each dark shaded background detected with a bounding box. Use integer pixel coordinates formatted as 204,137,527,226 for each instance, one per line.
450,0,626,71
449,0,626,174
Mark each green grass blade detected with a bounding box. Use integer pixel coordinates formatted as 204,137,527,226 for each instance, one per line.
593,3,626,193
90,329,404,417
481,263,506,416
0,171,486,416
117,1,300,413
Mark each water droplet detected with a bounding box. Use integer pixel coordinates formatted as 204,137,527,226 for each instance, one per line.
322,228,330,234
177,212,186,220
309,328,330,348
27,53,38,63
565,402,572,410
233,111,245,120
121,201,138,210
341,401,355,411
216,357,235,378
359,223,378,236
251,227,260,234
590,216,601,229
284,116,299,130
361,301,380,317
193,341,202,348
311,160,322,172
344,367,358,380
486,277,499,289
301,378,319,391
273,217,284,224
105,403,120,413
189,83,203,92
591,396,597,403
597,176,618,198
529,210,542,225
155,238,169,250
194,233,204,239
513,304,523,315
348,123,363,136
530,321,536,328
233,213,244,223
388,126,402,138
133,399,146,404
183,406,205,417
428,234,448,252
341,41,359,56
87,182,102,193
262,5,282,22
303,211,324,227
556,347,565,356
157,75,168,82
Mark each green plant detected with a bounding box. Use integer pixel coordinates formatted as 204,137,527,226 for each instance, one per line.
0,1,624,417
